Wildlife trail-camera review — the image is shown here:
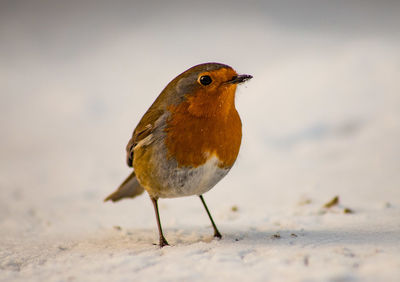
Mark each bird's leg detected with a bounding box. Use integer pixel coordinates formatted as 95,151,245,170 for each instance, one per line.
150,196,169,247
199,195,222,239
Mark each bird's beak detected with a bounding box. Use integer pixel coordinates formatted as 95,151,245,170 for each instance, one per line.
225,74,253,84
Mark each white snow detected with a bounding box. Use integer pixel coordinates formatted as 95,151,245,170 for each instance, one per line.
1,1,400,281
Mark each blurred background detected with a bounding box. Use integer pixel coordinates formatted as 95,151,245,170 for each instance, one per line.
1,0,399,238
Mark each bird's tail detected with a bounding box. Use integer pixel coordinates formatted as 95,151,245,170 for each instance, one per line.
104,171,145,202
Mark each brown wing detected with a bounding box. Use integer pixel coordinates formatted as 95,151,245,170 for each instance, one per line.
126,108,164,167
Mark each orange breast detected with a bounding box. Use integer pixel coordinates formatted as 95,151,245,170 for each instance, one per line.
165,86,242,168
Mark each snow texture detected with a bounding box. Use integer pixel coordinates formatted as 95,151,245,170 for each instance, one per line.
1,1,399,281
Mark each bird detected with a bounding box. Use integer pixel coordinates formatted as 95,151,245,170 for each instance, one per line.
105,62,252,247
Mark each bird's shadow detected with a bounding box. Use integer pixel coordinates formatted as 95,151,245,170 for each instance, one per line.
98,225,399,249
222,228,399,246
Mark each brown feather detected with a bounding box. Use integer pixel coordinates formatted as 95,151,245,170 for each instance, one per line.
104,171,144,202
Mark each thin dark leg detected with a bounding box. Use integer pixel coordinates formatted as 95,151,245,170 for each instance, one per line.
150,196,169,247
199,195,222,238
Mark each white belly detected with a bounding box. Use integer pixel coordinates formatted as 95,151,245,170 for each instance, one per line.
156,155,230,198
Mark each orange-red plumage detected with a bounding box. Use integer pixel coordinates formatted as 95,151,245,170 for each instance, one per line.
165,94,241,168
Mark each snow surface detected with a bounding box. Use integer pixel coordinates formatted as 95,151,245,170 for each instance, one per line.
1,1,400,281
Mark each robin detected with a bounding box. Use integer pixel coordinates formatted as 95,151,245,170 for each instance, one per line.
105,62,252,247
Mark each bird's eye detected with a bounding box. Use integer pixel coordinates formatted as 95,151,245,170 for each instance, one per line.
199,75,212,86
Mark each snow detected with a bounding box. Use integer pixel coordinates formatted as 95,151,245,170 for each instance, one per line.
1,1,400,281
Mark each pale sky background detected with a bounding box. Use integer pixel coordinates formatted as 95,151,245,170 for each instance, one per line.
1,0,399,178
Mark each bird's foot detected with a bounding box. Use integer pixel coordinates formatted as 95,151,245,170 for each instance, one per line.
214,230,222,239
159,236,169,248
